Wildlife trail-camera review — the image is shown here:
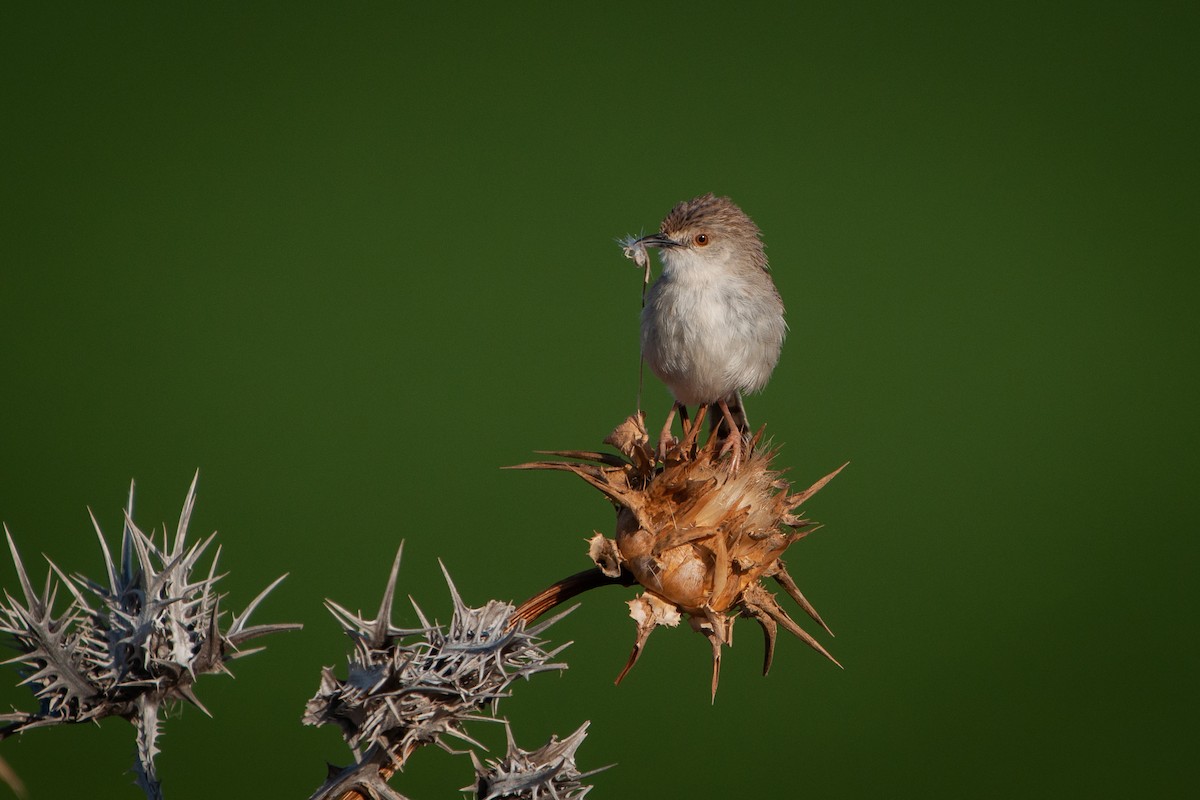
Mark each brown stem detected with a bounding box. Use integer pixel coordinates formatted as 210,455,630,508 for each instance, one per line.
512,567,634,625
330,742,413,800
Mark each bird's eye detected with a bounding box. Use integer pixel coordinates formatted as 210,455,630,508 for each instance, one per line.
694,233,709,246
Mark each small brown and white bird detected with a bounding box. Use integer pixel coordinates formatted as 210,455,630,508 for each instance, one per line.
631,193,786,457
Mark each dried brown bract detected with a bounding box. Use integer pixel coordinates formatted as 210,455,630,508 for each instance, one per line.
512,411,846,699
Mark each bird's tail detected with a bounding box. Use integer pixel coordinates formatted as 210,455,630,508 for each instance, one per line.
709,393,750,443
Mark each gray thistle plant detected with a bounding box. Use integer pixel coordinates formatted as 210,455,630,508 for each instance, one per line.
468,722,605,800
0,474,300,800
304,546,592,800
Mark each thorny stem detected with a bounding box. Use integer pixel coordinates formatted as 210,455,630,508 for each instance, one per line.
332,746,411,800
512,567,635,626
336,783,373,800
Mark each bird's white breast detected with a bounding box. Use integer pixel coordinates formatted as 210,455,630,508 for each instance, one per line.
641,249,785,406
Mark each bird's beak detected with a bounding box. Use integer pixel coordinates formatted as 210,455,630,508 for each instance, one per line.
634,232,681,249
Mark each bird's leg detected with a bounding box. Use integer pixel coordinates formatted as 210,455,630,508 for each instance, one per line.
656,402,681,462
681,404,707,455
717,398,745,471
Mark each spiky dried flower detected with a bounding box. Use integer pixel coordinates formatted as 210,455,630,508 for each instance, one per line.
0,474,299,800
467,721,607,800
305,546,575,800
512,411,846,698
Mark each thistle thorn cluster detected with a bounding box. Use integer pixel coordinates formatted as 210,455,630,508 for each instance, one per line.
0,473,299,799
468,721,609,800
304,545,589,800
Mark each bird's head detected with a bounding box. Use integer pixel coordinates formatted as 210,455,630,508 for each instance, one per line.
633,193,769,276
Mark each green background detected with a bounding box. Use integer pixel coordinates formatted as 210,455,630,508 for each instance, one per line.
2,2,1196,797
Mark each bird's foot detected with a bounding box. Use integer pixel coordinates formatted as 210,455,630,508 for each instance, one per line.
716,399,749,471
655,403,680,464
717,431,745,472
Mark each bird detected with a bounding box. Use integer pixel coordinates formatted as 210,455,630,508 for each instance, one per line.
631,193,786,464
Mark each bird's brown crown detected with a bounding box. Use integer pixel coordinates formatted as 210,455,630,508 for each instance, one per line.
660,193,768,271
660,193,761,238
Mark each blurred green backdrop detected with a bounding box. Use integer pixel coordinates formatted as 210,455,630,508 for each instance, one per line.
2,2,1196,798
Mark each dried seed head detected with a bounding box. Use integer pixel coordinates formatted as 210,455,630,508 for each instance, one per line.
513,414,846,697
305,548,574,799
0,474,299,797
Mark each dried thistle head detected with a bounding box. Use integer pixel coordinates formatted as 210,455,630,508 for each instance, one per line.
304,547,574,800
513,412,846,698
0,474,299,799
